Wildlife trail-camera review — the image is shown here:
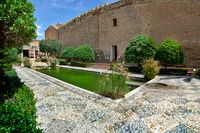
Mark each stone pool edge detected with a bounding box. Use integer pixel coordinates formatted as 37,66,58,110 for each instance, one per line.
24,67,157,107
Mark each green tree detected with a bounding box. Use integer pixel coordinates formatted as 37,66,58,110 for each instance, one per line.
73,44,95,62
39,39,62,57
39,40,49,54
155,39,184,69
60,47,76,62
0,0,36,53
124,35,157,66
0,0,36,80
0,0,36,103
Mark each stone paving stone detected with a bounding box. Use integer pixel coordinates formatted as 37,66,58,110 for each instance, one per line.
194,98,200,104
83,109,110,123
46,119,76,133
142,114,181,132
184,102,200,114
170,98,190,104
131,104,158,118
15,67,200,132
185,94,200,101
166,106,193,117
114,120,149,133
191,87,200,92
164,124,197,133
184,114,200,132
152,100,178,114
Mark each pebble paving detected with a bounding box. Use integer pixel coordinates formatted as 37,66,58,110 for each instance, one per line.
15,67,200,133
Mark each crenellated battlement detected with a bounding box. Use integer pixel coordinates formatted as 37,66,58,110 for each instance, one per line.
55,0,137,29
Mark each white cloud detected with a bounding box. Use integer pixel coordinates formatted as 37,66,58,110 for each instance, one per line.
48,0,84,11
36,24,43,38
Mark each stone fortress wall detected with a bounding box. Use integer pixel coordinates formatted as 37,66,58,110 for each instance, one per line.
45,0,200,67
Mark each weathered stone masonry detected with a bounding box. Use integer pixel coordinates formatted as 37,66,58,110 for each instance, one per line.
45,0,200,67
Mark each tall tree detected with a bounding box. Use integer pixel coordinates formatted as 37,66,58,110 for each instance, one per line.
39,39,62,57
0,0,36,69
0,0,37,89
0,0,37,49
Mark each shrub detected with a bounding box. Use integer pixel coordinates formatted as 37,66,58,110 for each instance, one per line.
73,44,95,62
142,59,160,81
3,48,19,64
155,39,184,69
0,70,23,103
60,47,76,62
0,86,42,132
98,63,129,99
49,57,58,69
124,35,157,65
23,58,31,68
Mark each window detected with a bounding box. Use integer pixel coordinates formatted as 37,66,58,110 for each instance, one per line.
113,18,117,27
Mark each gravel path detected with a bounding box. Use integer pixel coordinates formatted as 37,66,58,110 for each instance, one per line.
15,67,200,133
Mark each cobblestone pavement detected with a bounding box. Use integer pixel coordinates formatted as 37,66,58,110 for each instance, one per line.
15,67,200,133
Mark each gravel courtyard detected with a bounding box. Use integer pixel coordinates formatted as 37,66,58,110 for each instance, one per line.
15,67,200,133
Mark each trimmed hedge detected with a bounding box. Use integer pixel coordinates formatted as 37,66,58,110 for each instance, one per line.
0,86,42,132
73,44,95,62
60,47,76,61
0,70,42,132
124,35,157,65
155,39,184,67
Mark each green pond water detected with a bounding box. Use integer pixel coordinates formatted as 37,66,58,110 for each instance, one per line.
35,67,139,93
36,67,104,92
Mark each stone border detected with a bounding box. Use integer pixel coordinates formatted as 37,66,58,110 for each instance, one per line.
28,68,119,108
58,65,144,78
25,67,156,107
58,65,111,74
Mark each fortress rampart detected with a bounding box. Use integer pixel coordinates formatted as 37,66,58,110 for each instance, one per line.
45,0,200,67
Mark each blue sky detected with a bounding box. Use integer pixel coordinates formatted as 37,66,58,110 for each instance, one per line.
30,0,117,40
